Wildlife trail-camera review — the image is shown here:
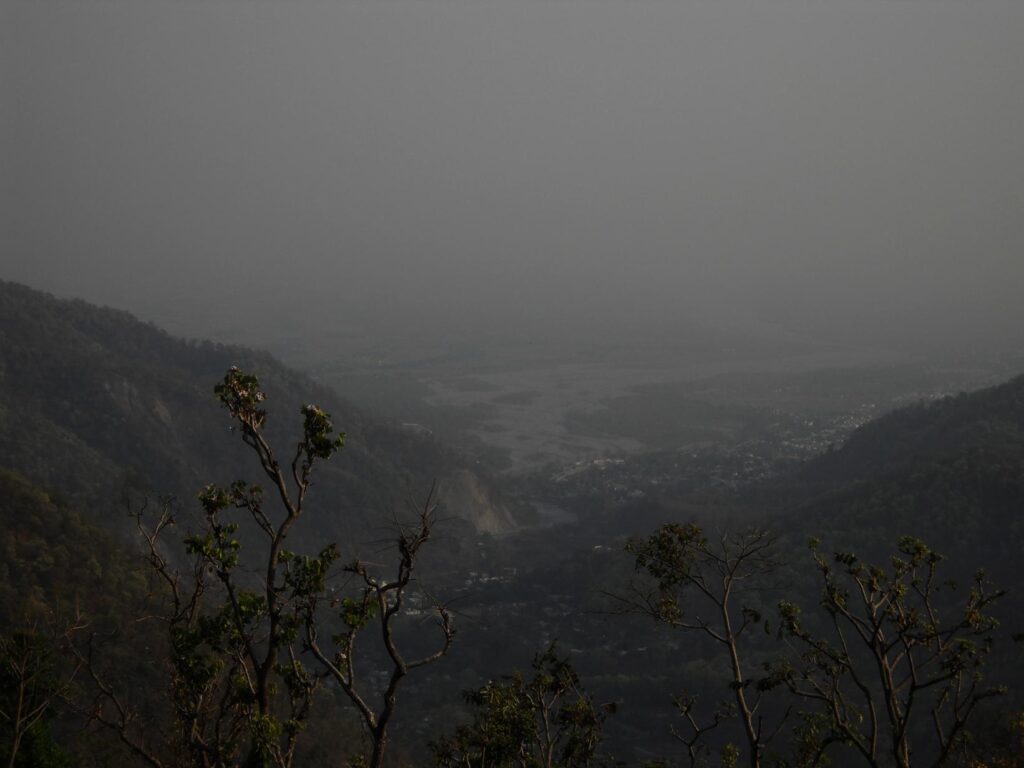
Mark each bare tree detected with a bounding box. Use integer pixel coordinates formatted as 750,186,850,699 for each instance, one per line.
302,486,455,768
773,537,1006,768
622,523,786,768
67,497,267,768
1,621,83,768
668,694,734,768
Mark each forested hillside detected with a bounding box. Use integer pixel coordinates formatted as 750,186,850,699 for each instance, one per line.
805,373,1024,484
0,280,516,546
777,375,1024,584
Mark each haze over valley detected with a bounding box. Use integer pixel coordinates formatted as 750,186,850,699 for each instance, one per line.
3,1,1024,765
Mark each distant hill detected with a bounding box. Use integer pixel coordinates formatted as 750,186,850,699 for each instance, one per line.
761,373,1024,643
805,373,1024,486
0,280,517,549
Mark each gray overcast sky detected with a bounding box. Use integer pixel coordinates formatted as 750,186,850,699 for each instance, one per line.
2,0,1022,350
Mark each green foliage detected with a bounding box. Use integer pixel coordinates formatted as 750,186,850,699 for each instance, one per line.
300,404,346,461
156,368,345,765
0,631,73,768
1,722,71,768
431,644,613,767
215,367,269,429
30,367,357,768
0,470,168,765
628,523,706,588
338,596,377,631
285,545,339,599
773,538,1006,766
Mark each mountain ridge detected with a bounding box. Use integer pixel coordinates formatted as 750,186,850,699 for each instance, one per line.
0,279,518,545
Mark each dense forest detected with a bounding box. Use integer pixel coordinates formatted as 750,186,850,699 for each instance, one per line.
2,280,1023,767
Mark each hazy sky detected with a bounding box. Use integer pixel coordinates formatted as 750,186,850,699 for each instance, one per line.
3,0,1022,351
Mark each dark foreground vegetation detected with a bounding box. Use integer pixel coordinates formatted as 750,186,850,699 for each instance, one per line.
2,281,1023,766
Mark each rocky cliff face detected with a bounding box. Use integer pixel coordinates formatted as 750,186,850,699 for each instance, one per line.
438,469,519,533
